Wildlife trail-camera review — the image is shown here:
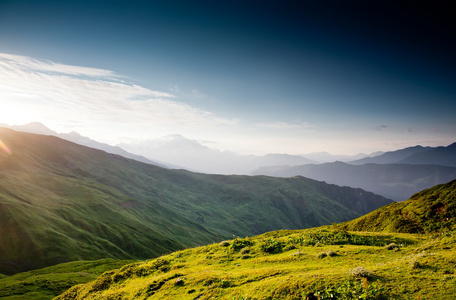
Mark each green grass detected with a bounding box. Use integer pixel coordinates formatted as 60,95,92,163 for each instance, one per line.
0,259,133,300
341,179,456,233
0,128,392,274
4,176,455,299
53,228,456,299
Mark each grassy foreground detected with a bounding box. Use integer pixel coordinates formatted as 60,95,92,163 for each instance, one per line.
0,259,133,300
54,228,456,299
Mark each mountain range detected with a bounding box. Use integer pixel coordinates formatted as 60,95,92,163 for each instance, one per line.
349,144,456,166
253,142,456,201
117,135,319,174
2,122,374,174
4,123,456,202
0,127,392,275
253,161,456,201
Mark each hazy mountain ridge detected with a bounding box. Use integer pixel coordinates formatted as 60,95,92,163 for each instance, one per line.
0,128,392,275
349,145,432,165
3,122,379,174
1,123,163,167
253,162,456,201
398,142,456,167
118,135,317,174
253,143,456,201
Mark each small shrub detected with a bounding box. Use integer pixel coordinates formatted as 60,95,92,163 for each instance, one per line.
220,241,230,247
261,239,285,254
349,266,373,279
317,252,327,259
314,279,385,299
231,238,253,251
410,259,421,269
220,279,231,288
327,250,338,257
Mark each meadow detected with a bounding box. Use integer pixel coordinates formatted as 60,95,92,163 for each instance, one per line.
52,228,456,299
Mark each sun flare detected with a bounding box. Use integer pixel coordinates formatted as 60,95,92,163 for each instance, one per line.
0,100,33,126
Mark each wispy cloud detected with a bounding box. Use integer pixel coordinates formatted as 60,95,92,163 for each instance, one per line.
0,53,236,143
0,53,116,77
256,121,316,131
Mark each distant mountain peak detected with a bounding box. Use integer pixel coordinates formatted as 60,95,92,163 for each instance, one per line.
12,122,57,135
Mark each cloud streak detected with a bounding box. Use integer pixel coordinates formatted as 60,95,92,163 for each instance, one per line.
1,53,452,156
0,53,236,143
256,121,316,131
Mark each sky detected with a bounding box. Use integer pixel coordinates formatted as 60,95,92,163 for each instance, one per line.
0,0,455,155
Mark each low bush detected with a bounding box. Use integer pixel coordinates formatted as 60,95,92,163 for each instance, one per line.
349,266,374,279
220,241,230,247
298,229,408,247
260,239,285,254
410,259,421,269
231,238,253,251
314,279,385,299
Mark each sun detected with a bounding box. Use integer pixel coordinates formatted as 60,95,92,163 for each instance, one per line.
0,100,34,126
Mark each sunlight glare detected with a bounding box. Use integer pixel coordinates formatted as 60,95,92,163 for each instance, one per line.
0,140,12,156
0,98,34,125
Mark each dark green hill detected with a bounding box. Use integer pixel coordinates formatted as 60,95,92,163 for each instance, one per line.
0,128,392,274
341,179,456,233
0,259,132,300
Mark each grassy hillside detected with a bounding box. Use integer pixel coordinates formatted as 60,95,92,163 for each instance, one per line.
0,128,392,274
0,259,133,300
2,180,454,300
54,228,456,300
341,179,456,233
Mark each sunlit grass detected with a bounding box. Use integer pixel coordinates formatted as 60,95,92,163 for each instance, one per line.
54,228,456,299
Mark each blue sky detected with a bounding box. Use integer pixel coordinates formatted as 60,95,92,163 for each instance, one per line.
0,0,455,155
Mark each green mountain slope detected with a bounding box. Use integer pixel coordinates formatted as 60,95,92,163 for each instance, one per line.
0,128,392,274
54,229,456,300
0,259,132,300
341,179,456,233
